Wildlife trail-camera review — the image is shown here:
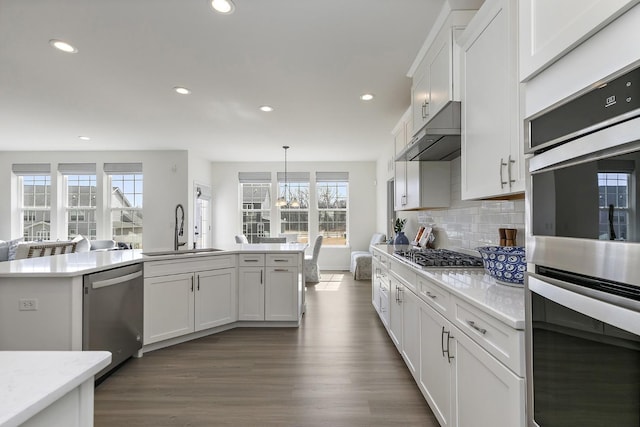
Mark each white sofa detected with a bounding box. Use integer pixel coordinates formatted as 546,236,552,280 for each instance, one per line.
0,236,117,261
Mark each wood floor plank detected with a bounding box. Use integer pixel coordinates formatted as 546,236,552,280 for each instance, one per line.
94,272,439,426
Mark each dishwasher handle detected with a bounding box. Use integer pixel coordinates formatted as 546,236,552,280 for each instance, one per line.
92,270,142,289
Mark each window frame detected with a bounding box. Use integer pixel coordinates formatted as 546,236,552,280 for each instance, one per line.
316,175,349,246
19,174,52,241
107,172,144,249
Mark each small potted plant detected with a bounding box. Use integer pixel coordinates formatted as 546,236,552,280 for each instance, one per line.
393,218,409,245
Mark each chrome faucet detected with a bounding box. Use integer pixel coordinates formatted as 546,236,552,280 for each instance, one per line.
174,204,186,251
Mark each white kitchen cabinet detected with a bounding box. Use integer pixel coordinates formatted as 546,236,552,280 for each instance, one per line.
419,298,455,427
143,255,237,345
238,253,301,322
373,251,391,327
143,273,195,344
265,266,298,321
195,267,237,330
460,0,524,200
388,274,404,351
238,266,265,320
453,324,525,427
401,284,420,380
518,0,638,81
411,9,476,137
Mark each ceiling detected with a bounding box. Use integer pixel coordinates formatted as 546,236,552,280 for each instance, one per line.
0,0,446,162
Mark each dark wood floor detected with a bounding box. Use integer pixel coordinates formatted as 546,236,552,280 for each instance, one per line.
94,272,438,426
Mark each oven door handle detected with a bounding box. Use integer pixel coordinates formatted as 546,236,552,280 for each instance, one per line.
528,273,640,336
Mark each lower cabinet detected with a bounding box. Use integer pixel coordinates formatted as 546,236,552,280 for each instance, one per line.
453,327,525,427
238,253,302,322
373,248,525,427
265,267,298,321
388,275,404,351
419,300,455,427
144,267,237,345
238,266,265,320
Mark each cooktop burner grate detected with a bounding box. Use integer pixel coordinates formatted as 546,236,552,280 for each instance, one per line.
393,248,484,268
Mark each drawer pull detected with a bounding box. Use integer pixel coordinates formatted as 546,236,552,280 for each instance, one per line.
274,268,289,272
467,320,487,335
244,259,259,262
274,259,288,262
425,291,437,299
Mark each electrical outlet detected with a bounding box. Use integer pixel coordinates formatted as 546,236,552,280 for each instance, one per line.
18,298,38,311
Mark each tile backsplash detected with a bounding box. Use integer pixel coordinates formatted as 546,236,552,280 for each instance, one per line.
399,157,525,252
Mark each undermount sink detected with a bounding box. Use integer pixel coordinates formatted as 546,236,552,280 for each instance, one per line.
142,248,223,257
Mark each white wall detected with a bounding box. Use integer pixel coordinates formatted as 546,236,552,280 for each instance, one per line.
210,161,377,270
0,150,189,251
375,135,396,238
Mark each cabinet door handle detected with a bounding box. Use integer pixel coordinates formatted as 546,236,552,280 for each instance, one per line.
260,270,263,284
500,158,508,189
191,276,194,292
441,326,446,357
422,100,429,119
197,276,200,291
508,155,516,189
425,291,437,299
398,287,403,303
467,320,487,335
445,332,454,364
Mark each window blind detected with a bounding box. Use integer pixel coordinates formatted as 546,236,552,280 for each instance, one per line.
12,163,51,176
316,172,349,182
58,163,97,175
238,172,271,183
277,172,310,182
103,163,143,174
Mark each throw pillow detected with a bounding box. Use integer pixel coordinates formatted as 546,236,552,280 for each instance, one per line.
7,237,24,260
72,235,91,253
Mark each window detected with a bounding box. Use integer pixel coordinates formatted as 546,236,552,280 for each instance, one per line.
316,172,348,246
13,163,51,241
60,163,97,240
194,184,211,249
105,163,143,249
239,172,272,243
598,172,630,240
278,172,310,244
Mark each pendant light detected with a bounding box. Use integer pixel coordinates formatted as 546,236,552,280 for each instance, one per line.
275,145,300,208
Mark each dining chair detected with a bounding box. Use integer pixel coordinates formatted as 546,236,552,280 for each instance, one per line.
304,235,323,283
235,234,249,244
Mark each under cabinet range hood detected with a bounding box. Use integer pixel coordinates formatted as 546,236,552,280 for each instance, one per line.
395,101,461,161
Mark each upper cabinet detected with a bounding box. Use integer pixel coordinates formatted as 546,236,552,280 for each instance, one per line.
518,0,638,81
411,9,477,136
460,0,525,200
394,109,450,211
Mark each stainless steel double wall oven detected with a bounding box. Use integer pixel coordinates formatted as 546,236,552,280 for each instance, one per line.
525,63,640,427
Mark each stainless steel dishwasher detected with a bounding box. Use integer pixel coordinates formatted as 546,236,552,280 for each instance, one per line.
83,263,143,380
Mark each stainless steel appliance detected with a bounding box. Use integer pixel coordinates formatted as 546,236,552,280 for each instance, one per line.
526,62,640,426
83,263,143,380
393,248,484,269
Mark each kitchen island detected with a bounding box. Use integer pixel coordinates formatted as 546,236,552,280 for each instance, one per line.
0,244,306,354
0,351,111,427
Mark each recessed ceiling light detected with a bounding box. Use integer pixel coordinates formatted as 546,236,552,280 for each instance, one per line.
259,105,274,112
49,39,78,53
210,0,235,14
174,87,191,95
360,93,375,101
78,136,91,141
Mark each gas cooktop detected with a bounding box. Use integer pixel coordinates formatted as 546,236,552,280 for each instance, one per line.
393,248,484,268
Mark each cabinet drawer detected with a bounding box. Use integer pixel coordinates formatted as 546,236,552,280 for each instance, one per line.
239,253,265,266
266,253,298,267
417,276,451,315
144,255,236,277
453,297,524,376
373,251,390,268
390,260,417,293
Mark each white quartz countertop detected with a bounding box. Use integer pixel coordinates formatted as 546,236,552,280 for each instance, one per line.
0,351,111,427
373,245,525,329
0,243,307,278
